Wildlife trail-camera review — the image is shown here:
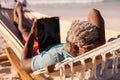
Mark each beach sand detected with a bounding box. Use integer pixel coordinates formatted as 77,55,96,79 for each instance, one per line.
0,1,120,80
0,36,20,80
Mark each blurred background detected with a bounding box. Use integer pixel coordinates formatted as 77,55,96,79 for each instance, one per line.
0,0,120,31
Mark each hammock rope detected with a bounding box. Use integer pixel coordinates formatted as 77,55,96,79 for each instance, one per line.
55,38,120,80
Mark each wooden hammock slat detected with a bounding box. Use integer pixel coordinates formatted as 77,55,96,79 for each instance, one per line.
43,52,112,76
5,47,46,80
5,47,33,80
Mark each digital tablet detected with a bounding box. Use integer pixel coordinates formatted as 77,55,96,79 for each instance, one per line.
37,16,60,52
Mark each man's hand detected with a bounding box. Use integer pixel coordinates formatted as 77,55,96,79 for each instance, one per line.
79,44,95,54
30,19,38,37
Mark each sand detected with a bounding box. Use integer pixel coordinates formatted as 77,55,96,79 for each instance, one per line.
0,36,20,80
0,1,120,80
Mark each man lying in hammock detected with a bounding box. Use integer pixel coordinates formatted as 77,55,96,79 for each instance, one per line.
14,2,105,73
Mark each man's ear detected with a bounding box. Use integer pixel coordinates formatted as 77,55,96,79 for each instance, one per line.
72,43,79,51
70,43,79,57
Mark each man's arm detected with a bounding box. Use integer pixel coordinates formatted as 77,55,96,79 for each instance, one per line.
80,39,105,54
80,9,106,54
21,19,37,73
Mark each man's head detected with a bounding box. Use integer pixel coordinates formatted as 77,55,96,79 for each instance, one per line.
64,20,99,56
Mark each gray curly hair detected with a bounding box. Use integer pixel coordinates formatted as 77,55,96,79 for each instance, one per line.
64,20,99,53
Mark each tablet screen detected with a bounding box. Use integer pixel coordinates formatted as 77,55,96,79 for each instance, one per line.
37,17,60,52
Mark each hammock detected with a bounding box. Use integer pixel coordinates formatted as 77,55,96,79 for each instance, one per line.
0,7,120,80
